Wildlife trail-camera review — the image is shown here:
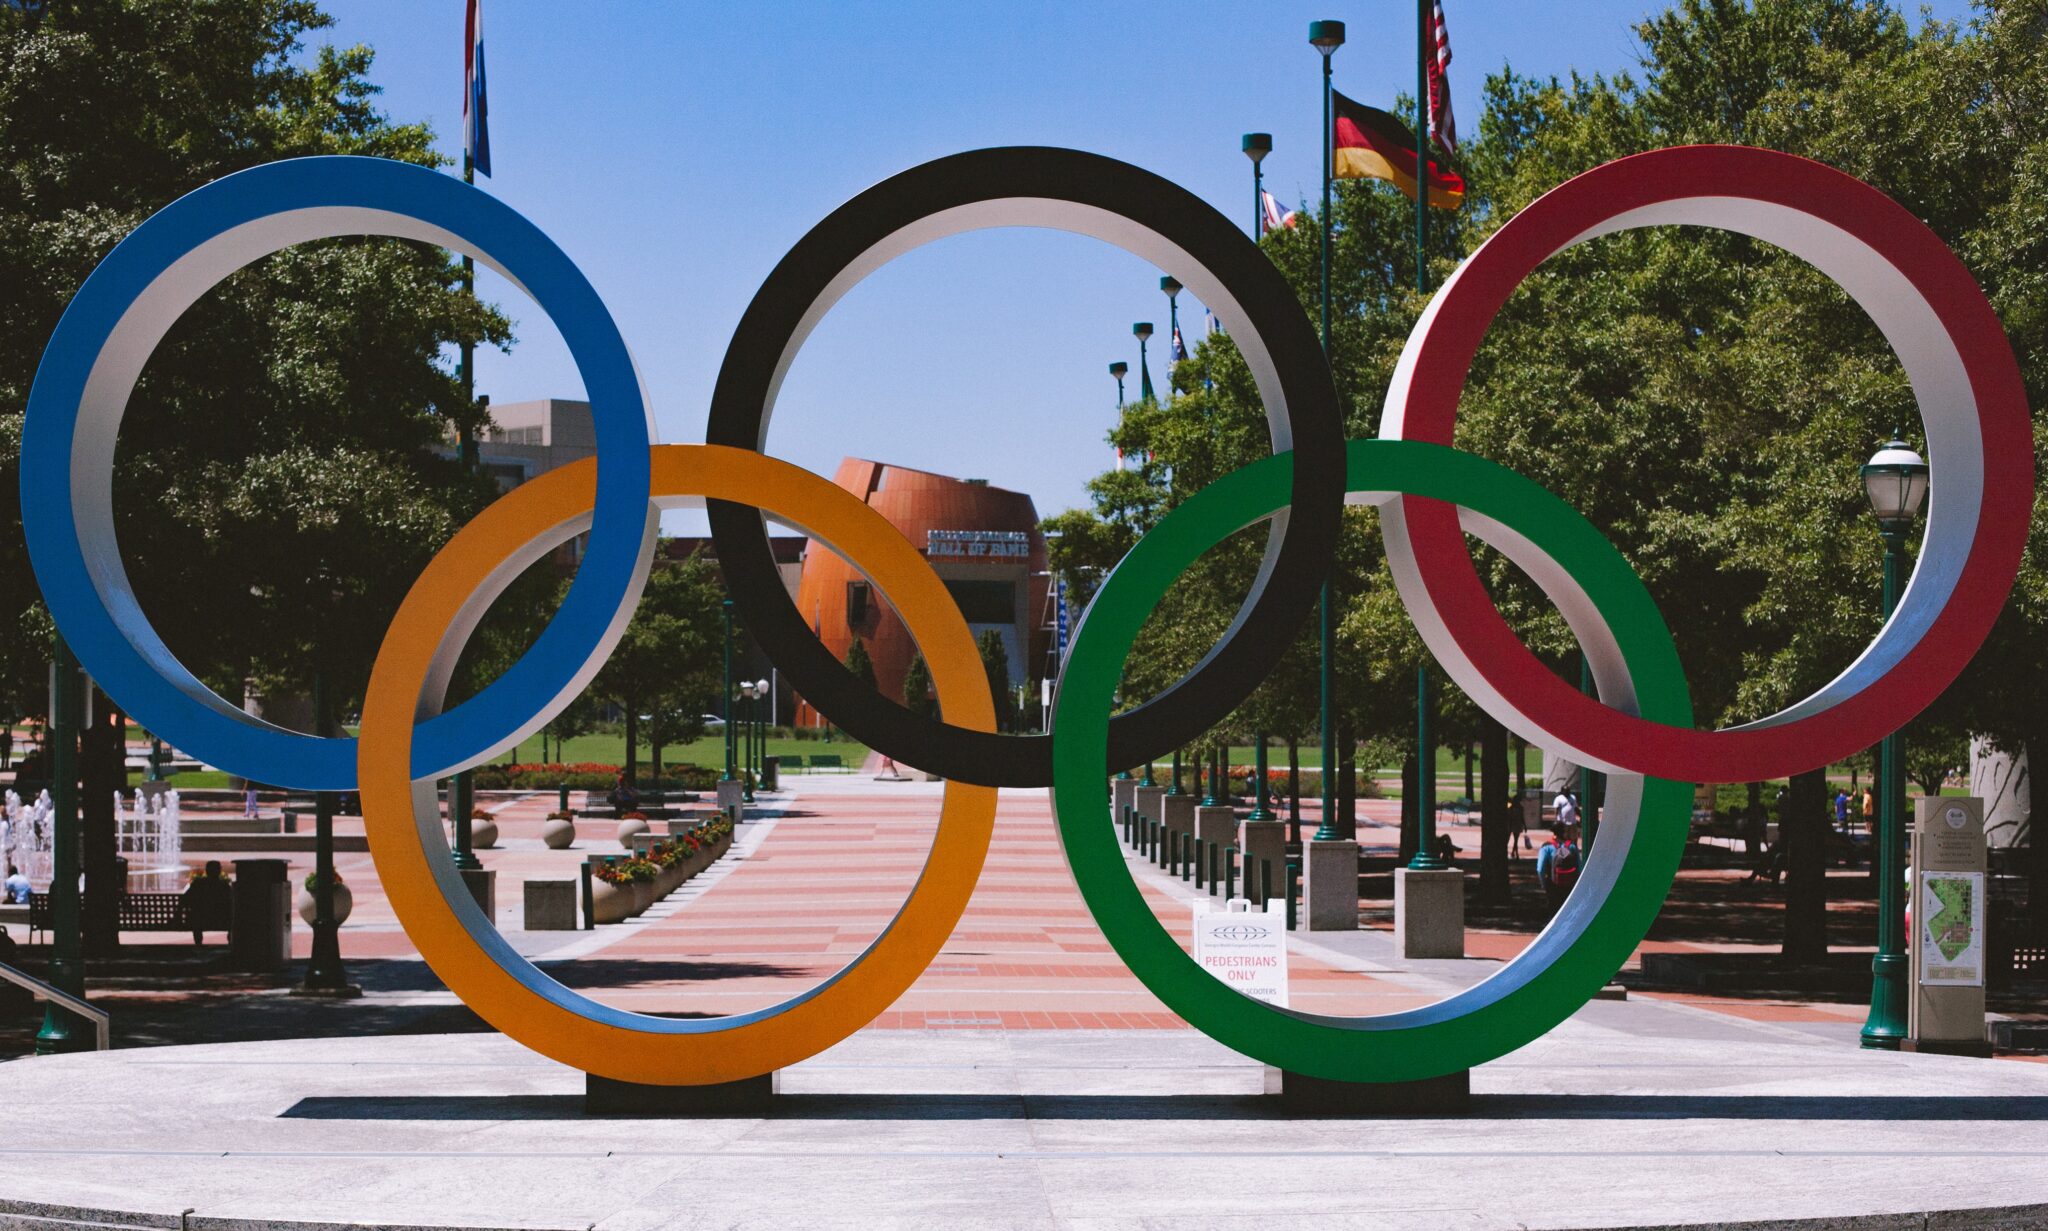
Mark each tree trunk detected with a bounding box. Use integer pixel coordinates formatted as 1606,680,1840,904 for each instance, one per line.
1399,752,1419,864
623,703,639,785
2026,726,2048,924
1514,736,1526,794
1335,725,1357,841
650,732,663,782
81,700,122,959
1464,744,1475,802
1783,768,1830,964
1479,714,1510,905
1745,781,1764,858
1287,736,1301,844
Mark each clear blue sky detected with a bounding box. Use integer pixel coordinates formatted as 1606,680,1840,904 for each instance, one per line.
316,1,1974,530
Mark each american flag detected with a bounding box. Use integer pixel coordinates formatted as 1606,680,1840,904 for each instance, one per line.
464,0,492,176
1171,324,1188,364
1427,0,1457,152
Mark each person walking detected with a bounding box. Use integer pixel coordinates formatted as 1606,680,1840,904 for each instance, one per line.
1537,823,1580,918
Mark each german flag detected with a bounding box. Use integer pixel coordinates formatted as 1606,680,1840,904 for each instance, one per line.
1333,90,1464,209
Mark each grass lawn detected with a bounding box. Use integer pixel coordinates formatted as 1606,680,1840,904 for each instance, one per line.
496,729,868,773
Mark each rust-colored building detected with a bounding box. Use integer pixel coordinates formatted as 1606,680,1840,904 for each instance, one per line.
793,458,1052,728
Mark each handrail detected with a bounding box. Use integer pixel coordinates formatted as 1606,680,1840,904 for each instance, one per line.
0,961,108,1050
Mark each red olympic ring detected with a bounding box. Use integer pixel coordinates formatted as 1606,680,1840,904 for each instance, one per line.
1380,145,2032,783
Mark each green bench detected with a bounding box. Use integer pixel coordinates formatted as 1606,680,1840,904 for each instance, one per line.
809,753,849,773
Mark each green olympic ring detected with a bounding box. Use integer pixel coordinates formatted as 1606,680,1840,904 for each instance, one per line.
1051,438,1695,1083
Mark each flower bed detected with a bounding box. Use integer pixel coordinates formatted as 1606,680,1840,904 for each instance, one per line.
471,762,721,792
588,816,736,924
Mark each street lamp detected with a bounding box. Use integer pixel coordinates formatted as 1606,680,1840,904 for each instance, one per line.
1860,433,1929,1050
1109,360,1128,407
754,678,770,789
1133,321,1155,401
1243,132,1272,239
1309,18,1344,846
1160,276,1183,392
721,599,736,784
739,680,760,803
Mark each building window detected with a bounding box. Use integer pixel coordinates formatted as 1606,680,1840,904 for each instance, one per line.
847,581,871,627
944,580,1016,624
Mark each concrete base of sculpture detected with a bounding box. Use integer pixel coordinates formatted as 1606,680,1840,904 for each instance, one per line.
1302,838,1359,930
716,779,745,817
1264,1064,1471,1114
585,1069,779,1115
1395,866,1465,958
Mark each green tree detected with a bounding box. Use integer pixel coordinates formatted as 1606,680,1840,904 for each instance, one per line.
976,630,1016,733
902,650,937,721
591,547,724,782
844,637,876,692
0,1,511,728
1043,1,2048,930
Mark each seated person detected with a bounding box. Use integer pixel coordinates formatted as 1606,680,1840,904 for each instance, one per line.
3,865,28,905
183,861,233,944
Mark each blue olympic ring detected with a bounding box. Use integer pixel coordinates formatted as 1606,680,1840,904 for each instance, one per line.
21,156,655,790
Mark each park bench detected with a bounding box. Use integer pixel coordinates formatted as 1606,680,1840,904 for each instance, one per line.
809,754,850,774
28,891,232,945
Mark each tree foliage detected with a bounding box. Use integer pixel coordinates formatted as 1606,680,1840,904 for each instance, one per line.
0,0,512,725
1045,0,2048,801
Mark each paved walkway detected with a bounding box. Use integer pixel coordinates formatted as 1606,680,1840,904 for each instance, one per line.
6,777,2026,1050
3,1025,2045,1229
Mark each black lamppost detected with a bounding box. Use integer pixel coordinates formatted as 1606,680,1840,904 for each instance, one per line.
1133,321,1155,401
721,599,736,785
1860,433,1929,1050
1110,360,1127,407
1243,132,1272,239
740,681,758,804
753,677,769,787
1160,276,1183,391
1309,18,1345,844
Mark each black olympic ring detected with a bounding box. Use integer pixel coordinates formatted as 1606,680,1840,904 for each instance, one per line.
704,146,1345,788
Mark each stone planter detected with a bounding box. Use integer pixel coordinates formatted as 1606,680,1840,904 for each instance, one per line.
294,881,354,927
541,817,577,849
471,817,500,849
616,816,650,849
591,879,631,925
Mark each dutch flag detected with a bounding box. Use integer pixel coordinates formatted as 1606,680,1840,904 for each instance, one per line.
464,0,491,177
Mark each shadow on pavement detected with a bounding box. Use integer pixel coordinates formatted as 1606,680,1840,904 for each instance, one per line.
279,1091,2048,1123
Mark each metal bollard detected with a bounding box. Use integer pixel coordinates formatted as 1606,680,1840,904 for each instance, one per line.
1182,835,1193,882
1258,856,1272,907
1122,807,1132,844
1208,843,1220,896
1286,859,1300,931
579,862,595,930
1193,838,1206,889
1170,831,1182,877
1225,845,1238,901
559,782,571,813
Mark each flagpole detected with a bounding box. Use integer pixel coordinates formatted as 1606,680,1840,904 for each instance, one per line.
1408,0,1447,872
451,7,482,874
1309,21,1344,845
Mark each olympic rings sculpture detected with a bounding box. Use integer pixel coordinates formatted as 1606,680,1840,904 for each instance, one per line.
22,144,2029,1087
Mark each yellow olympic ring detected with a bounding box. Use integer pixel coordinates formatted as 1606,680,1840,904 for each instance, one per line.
358,444,996,1085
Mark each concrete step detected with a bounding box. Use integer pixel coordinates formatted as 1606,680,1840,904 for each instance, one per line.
178,814,284,836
